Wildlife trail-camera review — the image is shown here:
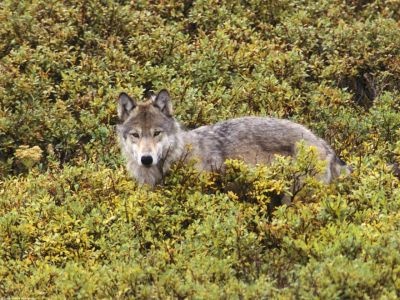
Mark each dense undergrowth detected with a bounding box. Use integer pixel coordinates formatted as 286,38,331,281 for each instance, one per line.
1,0,400,298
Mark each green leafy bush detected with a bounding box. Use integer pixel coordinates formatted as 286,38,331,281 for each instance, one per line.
1,0,400,297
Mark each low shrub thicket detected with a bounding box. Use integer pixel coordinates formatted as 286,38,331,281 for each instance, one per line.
1,151,400,297
1,0,400,297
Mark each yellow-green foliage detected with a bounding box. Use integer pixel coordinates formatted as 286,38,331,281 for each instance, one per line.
1,0,400,298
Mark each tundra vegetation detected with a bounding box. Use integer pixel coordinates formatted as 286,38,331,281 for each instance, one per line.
1,0,400,298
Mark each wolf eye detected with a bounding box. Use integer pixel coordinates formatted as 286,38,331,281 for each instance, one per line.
130,132,140,138
153,130,162,137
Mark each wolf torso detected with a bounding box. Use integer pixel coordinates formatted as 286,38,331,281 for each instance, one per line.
182,117,343,182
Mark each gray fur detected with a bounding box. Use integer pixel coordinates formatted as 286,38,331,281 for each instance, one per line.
117,90,350,188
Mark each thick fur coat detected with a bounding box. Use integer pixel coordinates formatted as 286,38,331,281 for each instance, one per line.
116,90,349,187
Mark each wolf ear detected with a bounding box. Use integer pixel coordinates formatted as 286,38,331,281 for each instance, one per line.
153,89,173,117
118,92,136,121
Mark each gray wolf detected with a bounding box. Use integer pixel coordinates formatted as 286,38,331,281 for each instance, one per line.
116,89,350,188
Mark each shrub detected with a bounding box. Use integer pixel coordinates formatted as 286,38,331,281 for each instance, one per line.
1,0,400,297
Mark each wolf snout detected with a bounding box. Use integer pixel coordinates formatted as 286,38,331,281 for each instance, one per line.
141,155,153,167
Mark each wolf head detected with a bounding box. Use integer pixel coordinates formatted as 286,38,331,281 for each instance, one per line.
116,89,183,185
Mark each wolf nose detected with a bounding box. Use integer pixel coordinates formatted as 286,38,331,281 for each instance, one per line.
141,155,153,167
